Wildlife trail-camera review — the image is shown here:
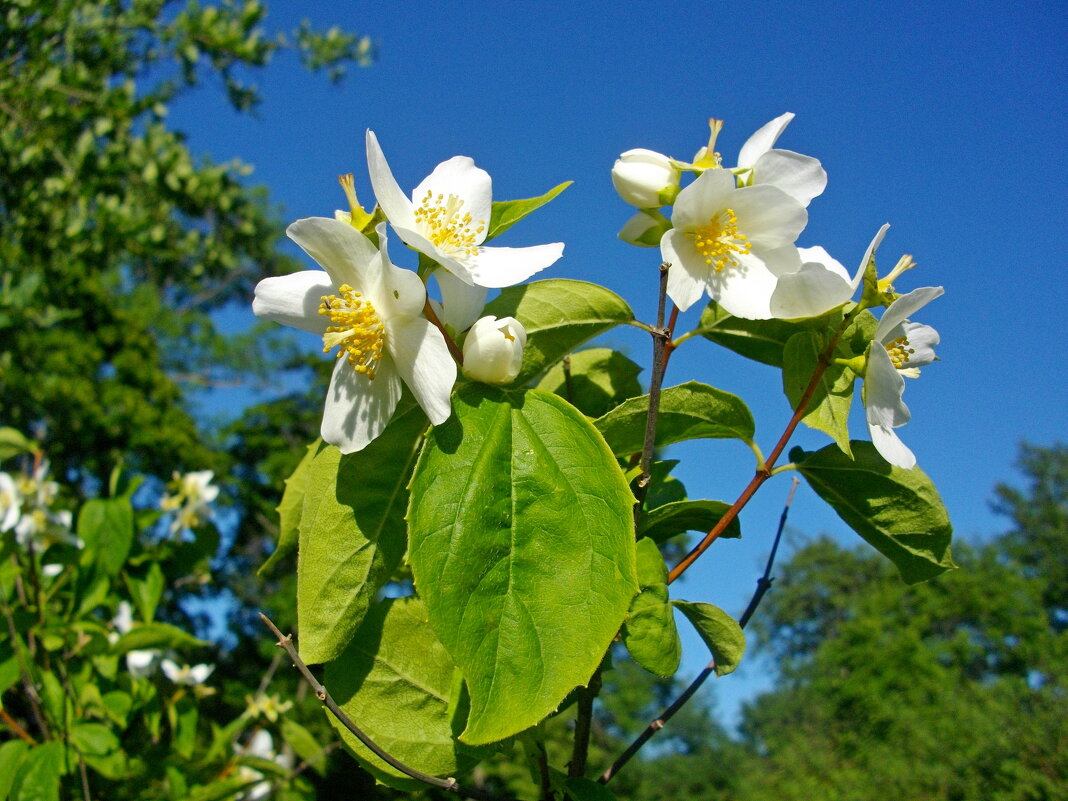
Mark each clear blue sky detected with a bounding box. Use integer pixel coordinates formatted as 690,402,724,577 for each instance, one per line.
173,0,1066,729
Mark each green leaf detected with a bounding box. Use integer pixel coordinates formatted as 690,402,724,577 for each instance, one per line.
186,778,253,801
126,562,164,623
637,499,740,543
0,741,28,800
535,348,643,418
482,279,634,384
77,497,134,577
260,439,321,576
297,399,426,664
408,385,639,744
622,539,681,676
280,719,326,776
325,597,479,788
565,777,619,801
697,300,838,366
11,741,62,801
0,429,33,463
643,460,687,509
792,441,956,583
672,601,746,676
595,381,755,456
70,723,128,779
486,181,571,241
112,623,204,655
0,640,19,697
782,331,857,457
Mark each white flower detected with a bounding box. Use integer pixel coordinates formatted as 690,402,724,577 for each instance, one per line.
161,658,214,686
462,316,527,384
733,112,827,208
15,508,78,552
611,149,680,208
254,219,456,454
366,130,564,332
161,470,220,533
660,168,808,318
235,730,295,801
109,601,162,677
0,472,21,533
863,287,943,469
769,224,890,319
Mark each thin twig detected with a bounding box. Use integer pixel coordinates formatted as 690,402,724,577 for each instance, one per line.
536,739,552,801
600,478,799,783
569,667,603,778
258,614,520,801
0,585,49,740
666,315,853,584
0,708,35,743
632,263,674,525
423,299,464,365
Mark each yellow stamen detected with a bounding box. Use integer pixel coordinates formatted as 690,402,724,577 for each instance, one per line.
318,284,385,378
884,335,916,370
877,254,916,294
413,190,485,257
685,208,751,272
692,118,725,170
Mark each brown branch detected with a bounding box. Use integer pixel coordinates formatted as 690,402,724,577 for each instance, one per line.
423,299,464,364
600,478,799,783
569,667,603,778
258,614,520,801
0,708,35,744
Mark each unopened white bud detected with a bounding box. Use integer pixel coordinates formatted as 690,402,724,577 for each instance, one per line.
618,210,671,248
462,316,527,384
611,149,680,209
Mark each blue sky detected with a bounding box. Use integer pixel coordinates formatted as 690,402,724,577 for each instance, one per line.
173,1,1066,729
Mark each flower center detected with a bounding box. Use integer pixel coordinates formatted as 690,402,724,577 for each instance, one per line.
685,209,751,272
318,284,385,378
884,335,916,370
413,190,485,257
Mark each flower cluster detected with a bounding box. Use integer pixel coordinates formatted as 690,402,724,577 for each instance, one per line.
613,114,944,468
1,460,80,566
160,469,220,534
254,132,561,453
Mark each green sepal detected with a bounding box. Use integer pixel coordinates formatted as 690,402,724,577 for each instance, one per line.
672,601,746,676
622,538,681,676
486,181,571,241
482,279,634,384
638,499,740,543
296,398,427,664
535,347,642,419
259,439,322,576
792,441,956,583
594,381,755,457
408,384,638,745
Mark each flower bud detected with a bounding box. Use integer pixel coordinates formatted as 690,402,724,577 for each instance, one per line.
462,316,527,384
611,149,680,208
618,210,672,248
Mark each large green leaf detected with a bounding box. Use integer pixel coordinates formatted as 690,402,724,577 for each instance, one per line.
10,741,62,801
792,442,955,583
77,497,134,577
535,347,643,419
486,181,571,240
672,601,746,676
0,740,28,799
482,279,634,384
637,499,741,543
782,331,857,457
297,400,427,664
259,439,322,576
408,385,639,744
595,381,755,456
325,597,479,789
622,538,681,676
696,300,837,367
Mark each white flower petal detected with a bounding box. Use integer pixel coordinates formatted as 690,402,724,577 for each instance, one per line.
466,243,564,288
320,357,403,454
661,230,707,312
252,272,334,335
876,286,945,343
365,130,418,230
869,421,917,470
160,659,181,682
126,649,158,678
854,224,891,289
387,317,457,425
366,223,427,319
729,184,808,249
737,112,795,168
864,346,911,428
389,223,477,285
707,251,779,320
436,270,488,332
413,156,492,242
670,168,736,229
901,321,940,367
752,149,827,207
770,260,854,319
287,217,380,291
190,664,214,684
